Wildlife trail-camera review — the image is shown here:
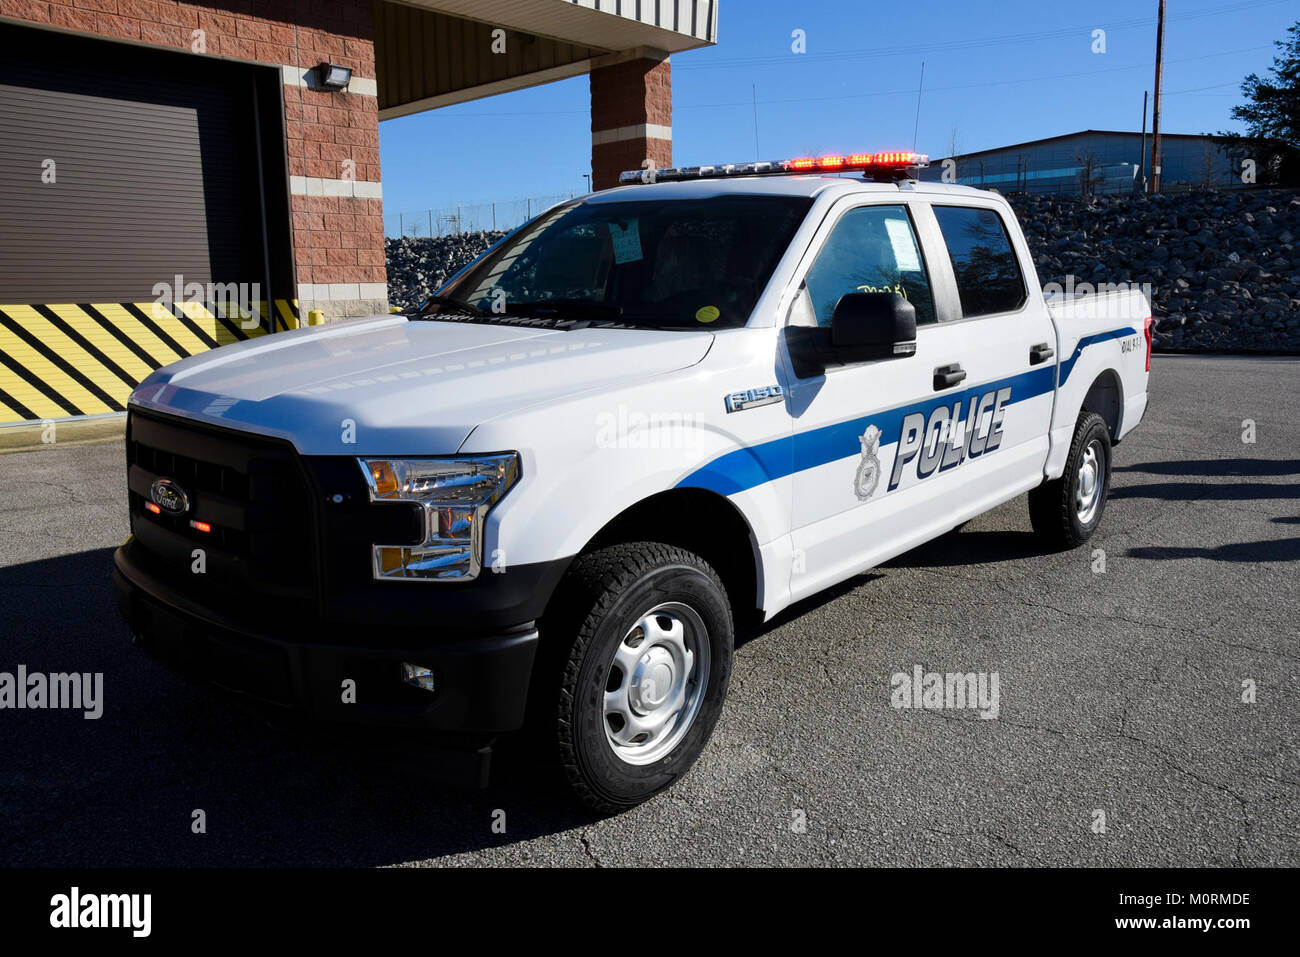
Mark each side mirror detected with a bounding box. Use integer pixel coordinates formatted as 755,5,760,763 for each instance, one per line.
830,292,917,361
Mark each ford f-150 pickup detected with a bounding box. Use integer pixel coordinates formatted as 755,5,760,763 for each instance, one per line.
114,151,1152,811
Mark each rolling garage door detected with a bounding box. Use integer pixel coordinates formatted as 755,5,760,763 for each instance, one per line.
0,25,295,425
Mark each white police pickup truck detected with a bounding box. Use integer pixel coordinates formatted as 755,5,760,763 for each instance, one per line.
114,152,1152,812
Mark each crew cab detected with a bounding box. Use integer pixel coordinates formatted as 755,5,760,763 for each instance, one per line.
113,152,1153,812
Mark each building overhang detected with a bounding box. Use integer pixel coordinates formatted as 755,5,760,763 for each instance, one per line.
375,0,717,119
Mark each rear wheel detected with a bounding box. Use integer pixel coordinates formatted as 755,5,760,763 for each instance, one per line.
1029,411,1112,549
539,542,733,813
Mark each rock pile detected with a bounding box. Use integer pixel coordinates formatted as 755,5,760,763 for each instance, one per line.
384,189,1300,353
385,231,507,312
1009,189,1300,353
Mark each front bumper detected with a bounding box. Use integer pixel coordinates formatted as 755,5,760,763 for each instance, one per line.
113,542,540,742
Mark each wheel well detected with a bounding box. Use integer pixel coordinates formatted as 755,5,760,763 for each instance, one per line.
578,488,762,632
1082,370,1123,440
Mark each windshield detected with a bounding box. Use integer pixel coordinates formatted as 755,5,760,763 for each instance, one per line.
431,195,813,329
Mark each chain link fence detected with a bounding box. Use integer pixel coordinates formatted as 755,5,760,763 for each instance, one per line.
385,191,581,238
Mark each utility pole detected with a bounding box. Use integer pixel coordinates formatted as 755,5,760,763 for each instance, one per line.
1139,90,1149,192
1150,0,1166,194
912,61,925,152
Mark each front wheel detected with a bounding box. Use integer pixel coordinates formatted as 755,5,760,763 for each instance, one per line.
1028,411,1112,549
541,542,733,814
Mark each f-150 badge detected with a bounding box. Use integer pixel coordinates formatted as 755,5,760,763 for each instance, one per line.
855,425,882,500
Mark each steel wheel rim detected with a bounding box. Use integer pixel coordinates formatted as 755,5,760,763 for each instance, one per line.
1075,439,1104,525
602,601,711,766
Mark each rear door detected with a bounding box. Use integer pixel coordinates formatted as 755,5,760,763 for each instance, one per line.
915,197,1057,509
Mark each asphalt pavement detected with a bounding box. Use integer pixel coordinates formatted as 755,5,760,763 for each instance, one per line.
0,354,1295,867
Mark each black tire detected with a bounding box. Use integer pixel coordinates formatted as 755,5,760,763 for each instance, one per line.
536,542,733,814
1029,411,1112,550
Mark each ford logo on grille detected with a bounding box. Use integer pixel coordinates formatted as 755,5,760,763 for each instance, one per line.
149,478,190,516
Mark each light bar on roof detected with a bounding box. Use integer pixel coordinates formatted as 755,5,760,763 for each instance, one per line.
618,151,929,185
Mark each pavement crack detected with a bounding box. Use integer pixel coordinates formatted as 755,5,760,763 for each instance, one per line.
922,824,1047,865
578,829,603,868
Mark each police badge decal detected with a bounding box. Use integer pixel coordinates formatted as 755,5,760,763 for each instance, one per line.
855,425,882,501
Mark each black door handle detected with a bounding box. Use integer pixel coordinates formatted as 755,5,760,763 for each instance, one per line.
1030,342,1055,365
933,363,967,391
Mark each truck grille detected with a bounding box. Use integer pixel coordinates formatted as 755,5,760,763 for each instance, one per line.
126,410,317,604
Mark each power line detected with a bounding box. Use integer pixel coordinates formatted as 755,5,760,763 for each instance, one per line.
675,44,1272,113
672,0,1291,70
413,43,1270,120
416,42,1268,120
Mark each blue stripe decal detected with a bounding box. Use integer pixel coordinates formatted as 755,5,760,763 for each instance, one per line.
678,326,1136,496
1059,325,1138,386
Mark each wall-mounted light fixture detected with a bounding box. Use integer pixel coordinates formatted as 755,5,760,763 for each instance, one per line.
315,62,353,91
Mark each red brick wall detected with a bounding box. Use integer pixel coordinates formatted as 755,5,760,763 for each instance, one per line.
0,0,386,311
591,56,672,130
591,55,672,190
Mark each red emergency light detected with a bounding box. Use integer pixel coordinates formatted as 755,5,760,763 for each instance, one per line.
619,151,929,185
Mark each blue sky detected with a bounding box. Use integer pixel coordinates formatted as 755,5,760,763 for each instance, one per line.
378,0,1296,234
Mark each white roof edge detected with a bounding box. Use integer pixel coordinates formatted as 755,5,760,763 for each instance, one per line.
398,0,718,54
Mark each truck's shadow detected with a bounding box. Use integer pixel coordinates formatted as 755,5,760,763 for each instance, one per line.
1111,457,1299,502
1114,457,1299,478
1126,538,1300,563
885,529,1043,569
0,547,598,867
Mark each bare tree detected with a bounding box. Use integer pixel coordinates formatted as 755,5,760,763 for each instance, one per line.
1077,149,1102,195
1199,144,1217,188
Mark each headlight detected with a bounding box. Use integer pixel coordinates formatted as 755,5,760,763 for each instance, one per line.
358,454,520,581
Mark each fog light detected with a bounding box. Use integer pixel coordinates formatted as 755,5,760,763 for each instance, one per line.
400,663,435,694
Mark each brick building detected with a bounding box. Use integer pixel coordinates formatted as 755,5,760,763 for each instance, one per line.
0,0,716,427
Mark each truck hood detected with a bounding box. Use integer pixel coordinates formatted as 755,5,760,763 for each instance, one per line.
129,315,715,455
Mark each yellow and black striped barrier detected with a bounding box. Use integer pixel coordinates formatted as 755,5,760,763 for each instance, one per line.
0,299,300,425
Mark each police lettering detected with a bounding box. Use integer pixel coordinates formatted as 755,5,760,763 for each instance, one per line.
889,387,1011,491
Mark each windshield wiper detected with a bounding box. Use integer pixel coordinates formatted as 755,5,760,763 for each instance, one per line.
415,295,485,316
506,299,623,319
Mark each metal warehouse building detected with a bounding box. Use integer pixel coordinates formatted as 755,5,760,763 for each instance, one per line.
919,129,1239,196
0,0,716,427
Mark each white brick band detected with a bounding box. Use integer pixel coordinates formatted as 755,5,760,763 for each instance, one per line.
592,123,673,146
290,176,382,199
298,282,389,303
